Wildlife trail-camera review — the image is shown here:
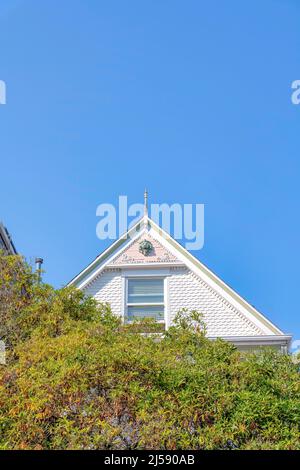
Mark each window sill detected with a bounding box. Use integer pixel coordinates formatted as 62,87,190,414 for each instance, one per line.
122,322,166,334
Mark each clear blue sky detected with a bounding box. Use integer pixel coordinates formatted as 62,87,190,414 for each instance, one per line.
1,1,299,345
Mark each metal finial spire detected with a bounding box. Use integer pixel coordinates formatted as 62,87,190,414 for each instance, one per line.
144,188,148,216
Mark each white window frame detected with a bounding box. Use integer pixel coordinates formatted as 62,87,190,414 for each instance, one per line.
125,276,166,325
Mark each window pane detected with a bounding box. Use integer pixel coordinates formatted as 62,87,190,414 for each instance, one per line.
127,305,164,322
128,278,164,304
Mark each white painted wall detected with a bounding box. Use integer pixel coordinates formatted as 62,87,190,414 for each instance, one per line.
84,269,123,317
83,266,261,337
168,267,261,336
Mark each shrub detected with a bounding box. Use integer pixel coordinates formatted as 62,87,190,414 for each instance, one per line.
0,252,299,450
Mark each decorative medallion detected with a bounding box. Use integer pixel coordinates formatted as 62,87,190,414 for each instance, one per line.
139,239,153,256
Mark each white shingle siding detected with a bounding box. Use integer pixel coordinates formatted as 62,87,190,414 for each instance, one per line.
168,267,262,336
83,266,262,337
83,269,123,317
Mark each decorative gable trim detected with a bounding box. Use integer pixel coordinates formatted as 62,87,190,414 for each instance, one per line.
111,233,181,265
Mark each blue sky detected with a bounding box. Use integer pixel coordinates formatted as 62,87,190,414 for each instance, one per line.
0,1,299,344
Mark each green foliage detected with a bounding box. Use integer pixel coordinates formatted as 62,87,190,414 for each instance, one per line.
0,252,299,450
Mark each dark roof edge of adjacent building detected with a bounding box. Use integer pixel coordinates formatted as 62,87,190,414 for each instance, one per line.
0,222,17,255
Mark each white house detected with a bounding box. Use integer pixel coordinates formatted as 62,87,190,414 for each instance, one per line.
68,204,291,353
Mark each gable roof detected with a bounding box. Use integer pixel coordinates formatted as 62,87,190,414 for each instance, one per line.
68,215,285,336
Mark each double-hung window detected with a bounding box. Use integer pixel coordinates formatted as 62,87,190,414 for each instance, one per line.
126,278,164,323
